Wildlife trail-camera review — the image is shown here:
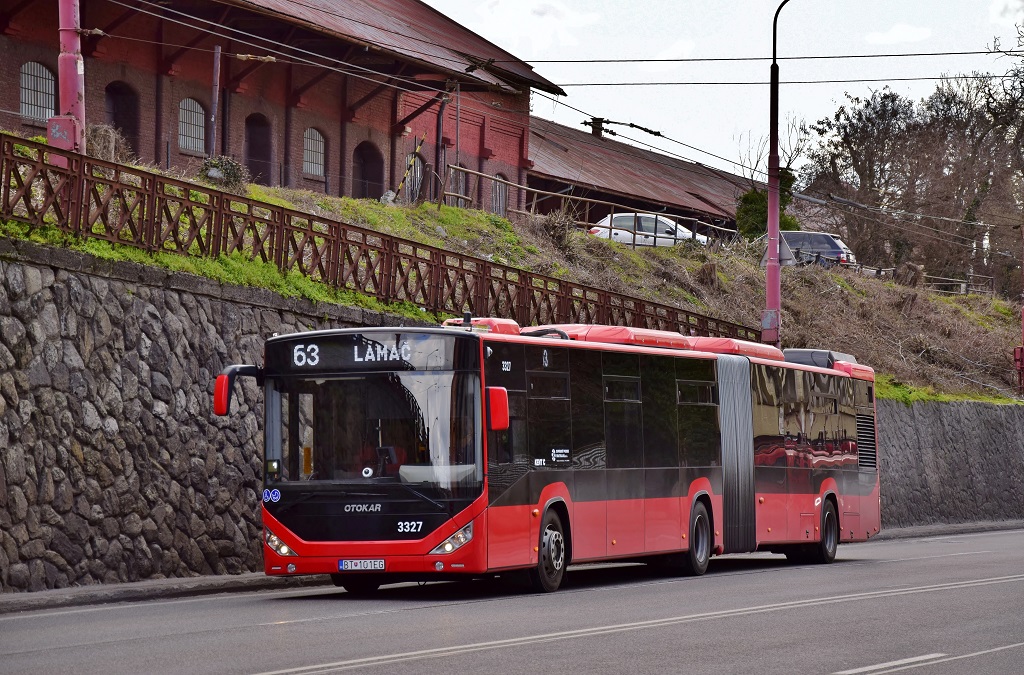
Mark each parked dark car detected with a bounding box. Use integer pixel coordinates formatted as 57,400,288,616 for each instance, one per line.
781,231,856,265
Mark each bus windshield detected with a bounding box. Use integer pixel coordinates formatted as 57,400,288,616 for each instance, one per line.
265,372,482,492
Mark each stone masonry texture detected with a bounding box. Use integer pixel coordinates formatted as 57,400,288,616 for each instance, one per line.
0,238,424,592
0,238,1022,592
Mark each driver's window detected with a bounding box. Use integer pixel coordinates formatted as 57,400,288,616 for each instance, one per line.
613,215,635,233
637,216,657,234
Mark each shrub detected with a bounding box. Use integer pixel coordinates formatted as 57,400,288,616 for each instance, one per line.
200,156,249,194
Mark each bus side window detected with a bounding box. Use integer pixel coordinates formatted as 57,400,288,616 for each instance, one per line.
570,349,604,469
677,358,719,467
641,355,678,468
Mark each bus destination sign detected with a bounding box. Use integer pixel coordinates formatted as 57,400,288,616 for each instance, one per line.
265,332,474,374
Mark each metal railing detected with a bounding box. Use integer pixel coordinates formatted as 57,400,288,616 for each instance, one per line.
923,273,995,297
0,133,760,341
444,165,736,248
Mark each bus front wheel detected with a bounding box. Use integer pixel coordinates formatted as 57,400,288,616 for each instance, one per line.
529,510,566,592
681,502,711,576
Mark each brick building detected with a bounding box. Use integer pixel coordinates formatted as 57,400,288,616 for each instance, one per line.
527,117,750,236
0,0,563,212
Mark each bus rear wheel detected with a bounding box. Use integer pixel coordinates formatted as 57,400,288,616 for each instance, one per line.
681,502,711,576
332,574,382,596
529,510,566,592
809,500,838,564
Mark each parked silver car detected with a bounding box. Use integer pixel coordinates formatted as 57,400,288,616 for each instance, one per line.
588,213,708,247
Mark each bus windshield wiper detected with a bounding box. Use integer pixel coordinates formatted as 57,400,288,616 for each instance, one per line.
276,491,319,514
394,482,447,512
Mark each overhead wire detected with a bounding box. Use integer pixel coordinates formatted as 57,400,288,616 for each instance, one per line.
517,50,1024,64
95,2,751,193
95,0,1016,250
557,74,1000,87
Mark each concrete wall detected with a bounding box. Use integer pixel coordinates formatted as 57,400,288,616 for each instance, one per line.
1,239,1022,592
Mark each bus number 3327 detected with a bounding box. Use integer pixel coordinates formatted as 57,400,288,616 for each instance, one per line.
213,316,881,596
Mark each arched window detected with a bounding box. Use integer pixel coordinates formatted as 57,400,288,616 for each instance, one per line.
352,141,384,199
491,173,509,216
178,98,206,153
403,153,425,204
20,62,55,123
302,128,325,178
104,81,140,154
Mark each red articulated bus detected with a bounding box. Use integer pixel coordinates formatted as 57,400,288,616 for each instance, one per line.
213,317,881,595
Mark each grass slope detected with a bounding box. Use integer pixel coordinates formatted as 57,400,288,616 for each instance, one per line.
2,177,1021,401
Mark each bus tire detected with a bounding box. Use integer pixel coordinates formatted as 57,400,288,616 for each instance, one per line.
809,500,838,564
681,501,711,576
529,509,566,592
332,574,381,596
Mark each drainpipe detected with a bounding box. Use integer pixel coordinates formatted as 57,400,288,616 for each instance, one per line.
435,95,448,201
52,0,86,152
209,45,221,157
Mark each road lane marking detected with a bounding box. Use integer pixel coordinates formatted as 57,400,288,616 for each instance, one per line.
833,653,946,674
251,574,1024,674
866,641,1024,673
875,551,991,564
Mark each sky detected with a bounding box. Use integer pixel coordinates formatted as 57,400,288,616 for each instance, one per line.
423,0,1024,177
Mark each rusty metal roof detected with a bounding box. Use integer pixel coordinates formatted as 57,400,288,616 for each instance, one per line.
528,117,751,221
214,0,564,95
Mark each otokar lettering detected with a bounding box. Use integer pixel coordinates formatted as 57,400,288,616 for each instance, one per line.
344,503,382,513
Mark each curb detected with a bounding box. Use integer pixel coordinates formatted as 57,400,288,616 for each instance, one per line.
0,573,332,616
3,521,1022,615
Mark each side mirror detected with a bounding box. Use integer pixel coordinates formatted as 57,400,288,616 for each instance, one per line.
214,364,262,415
486,386,509,431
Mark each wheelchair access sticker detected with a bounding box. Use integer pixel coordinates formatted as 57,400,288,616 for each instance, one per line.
262,489,281,503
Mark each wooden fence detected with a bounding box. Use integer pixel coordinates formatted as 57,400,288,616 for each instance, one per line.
0,133,759,340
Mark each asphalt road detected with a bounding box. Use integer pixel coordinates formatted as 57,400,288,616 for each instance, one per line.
2,529,1022,675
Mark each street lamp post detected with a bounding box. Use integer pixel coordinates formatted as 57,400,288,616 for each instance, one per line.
762,0,791,348
51,0,86,153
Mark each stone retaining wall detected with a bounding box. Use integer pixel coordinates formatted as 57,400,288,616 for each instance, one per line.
1,238,1022,592
877,399,1024,527
0,239,420,592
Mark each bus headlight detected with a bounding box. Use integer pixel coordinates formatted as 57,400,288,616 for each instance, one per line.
430,522,473,555
264,528,297,557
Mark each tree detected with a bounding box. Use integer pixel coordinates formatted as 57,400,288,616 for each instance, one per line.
799,79,1024,299
735,167,800,240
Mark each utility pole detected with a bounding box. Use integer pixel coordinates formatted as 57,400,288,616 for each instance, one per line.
762,0,791,349
49,0,86,154
1018,223,1024,394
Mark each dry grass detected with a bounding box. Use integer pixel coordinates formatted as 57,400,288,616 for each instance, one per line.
265,190,1024,398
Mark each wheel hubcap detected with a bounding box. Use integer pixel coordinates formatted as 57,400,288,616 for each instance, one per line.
824,512,837,554
693,514,709,563
544,528,564,573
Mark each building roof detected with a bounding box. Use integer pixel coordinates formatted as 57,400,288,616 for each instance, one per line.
215,0,565,96
528,117,752,221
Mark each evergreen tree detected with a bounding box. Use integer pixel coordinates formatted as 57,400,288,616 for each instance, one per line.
736,167,800,240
